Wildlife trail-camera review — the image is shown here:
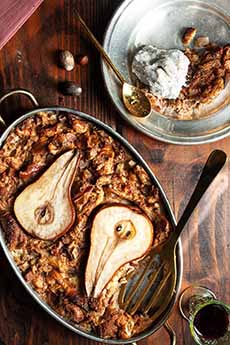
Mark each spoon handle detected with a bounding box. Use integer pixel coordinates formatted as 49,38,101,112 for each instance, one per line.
75,9,125,84
172,150,227,242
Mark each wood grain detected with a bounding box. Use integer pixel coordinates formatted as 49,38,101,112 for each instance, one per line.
0,1,230,344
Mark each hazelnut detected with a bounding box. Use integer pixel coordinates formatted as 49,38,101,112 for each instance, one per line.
194,36,210,48
76,54,89,66
182,27,197,45
59,81,82,96
59,50,75,71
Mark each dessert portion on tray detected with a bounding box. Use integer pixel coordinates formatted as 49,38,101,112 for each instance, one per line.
0,111,172,339
131,29,230,119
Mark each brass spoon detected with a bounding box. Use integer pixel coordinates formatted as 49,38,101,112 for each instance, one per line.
75,10,152,118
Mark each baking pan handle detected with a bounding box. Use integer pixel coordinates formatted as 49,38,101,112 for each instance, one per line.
0,89,39,128
164,322,176,345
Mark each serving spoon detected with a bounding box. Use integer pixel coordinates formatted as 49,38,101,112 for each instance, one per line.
75,10,152,118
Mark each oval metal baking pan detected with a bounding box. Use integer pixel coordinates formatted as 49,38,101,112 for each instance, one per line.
0,90,182,344
102,0,230,145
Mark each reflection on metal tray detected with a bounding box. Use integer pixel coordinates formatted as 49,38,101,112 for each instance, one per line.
102,0,230,144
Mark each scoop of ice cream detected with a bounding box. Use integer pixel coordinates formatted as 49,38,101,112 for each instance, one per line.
132,45,190,99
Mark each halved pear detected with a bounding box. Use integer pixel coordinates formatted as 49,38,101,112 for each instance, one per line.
14,150,80,240
85,204,154,298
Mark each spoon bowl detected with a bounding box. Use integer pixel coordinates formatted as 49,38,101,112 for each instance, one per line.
122,83,152,118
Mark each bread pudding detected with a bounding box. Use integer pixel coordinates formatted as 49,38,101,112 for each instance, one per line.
132,43,230,119
0,111,172,339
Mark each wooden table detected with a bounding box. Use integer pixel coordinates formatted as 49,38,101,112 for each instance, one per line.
0,1,230,344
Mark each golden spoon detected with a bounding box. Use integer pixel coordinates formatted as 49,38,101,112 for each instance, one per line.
75,10,152,118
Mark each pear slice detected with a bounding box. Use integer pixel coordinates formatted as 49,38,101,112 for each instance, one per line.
85,204,154,298
14,150,80,240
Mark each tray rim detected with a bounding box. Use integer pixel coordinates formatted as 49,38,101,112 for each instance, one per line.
102,0,230,145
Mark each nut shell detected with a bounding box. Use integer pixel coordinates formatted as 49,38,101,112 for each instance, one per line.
76,55,89,66
59,50,75,71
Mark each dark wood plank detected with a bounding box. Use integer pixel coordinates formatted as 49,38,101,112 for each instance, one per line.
0,1,230,344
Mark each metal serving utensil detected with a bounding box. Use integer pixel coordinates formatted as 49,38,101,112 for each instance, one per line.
75,9,151,118
119,150,227,324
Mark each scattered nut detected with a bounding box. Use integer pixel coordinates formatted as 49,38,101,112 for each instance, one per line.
182,27,197,45
59,81,82,96
59,50,75,71
76,54,89,66
195,36,210,48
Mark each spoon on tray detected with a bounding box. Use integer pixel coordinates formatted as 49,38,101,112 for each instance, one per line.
75,9,152,118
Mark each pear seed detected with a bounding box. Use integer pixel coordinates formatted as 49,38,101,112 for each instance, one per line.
116,225,122,232
115,220,136,240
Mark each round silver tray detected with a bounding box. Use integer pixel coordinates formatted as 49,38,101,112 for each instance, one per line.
102,0,230,145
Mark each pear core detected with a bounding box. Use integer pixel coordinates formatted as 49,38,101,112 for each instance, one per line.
85,205,154,298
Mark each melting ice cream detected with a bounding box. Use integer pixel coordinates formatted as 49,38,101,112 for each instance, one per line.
132,45,190,99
